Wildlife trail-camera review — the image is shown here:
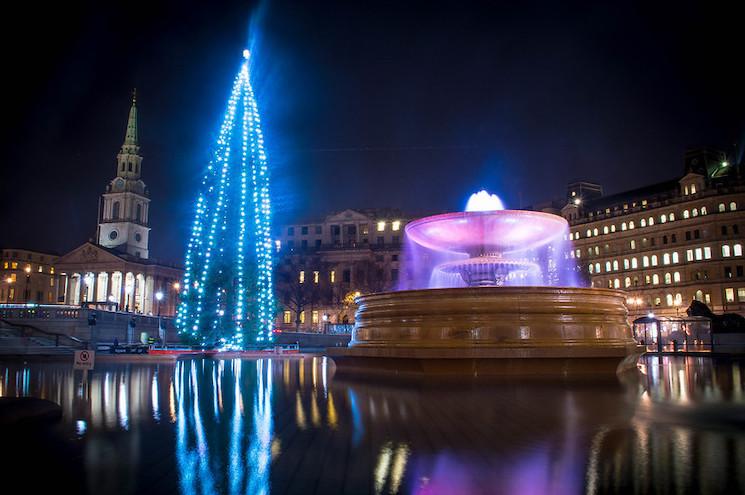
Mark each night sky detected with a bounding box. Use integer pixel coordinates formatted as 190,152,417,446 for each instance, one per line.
2,0,743,263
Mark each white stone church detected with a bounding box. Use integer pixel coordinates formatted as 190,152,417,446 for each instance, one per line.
53,93,182,316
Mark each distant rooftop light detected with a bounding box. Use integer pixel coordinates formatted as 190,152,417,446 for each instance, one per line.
574,198,581,205
465,190,505,212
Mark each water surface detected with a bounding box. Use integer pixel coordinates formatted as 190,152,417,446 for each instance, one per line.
1,355,743,494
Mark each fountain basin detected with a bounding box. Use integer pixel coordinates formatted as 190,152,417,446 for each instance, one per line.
327,286,642,379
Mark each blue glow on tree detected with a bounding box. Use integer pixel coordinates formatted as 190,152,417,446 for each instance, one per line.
176,50,274,347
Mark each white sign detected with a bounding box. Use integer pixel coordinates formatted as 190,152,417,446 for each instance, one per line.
74,350,95,370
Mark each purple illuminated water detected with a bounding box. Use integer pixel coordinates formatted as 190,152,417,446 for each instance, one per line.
399,191,583,289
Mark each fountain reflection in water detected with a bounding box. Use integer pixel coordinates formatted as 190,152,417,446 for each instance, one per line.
399,189,582,290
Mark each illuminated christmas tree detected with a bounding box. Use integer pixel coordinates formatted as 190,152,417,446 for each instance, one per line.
176,50,274,347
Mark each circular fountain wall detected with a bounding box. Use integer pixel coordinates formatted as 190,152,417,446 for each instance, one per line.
328,190,641,378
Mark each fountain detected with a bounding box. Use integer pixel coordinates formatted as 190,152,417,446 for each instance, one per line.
328,190,642,379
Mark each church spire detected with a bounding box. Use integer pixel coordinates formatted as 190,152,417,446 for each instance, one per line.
123,89,138,147
115,90,143,179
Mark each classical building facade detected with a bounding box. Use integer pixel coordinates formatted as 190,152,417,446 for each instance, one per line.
0,249,60,304
273,208,411,331
2,94,183,317
561,148,745,319
52,94,181,316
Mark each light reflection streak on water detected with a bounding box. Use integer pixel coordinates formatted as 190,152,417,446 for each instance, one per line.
322,356,328,396
295,391,307,430
191,361,216,493
246,359,272,495
212,364,218,420
152,369,160,422
347,389,364,446
389,444,410,493
374,441,393,494
229,359,244,495
118,373,129,430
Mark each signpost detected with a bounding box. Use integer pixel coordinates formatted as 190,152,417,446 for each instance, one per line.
74,350,95,370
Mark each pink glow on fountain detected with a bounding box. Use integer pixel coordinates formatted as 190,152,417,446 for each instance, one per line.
400,190,583,289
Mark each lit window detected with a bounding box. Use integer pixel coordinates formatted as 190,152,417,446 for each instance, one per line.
330,270,336,283
719,203,726,213
275,240,281,252
377,221,386,232
37,265,43,273
663,253,670,265
672,252,679,263
586,229,591,237
313,271,319,284
299,271,305,283
605,261,611,272
684,186,689,195
692,208,698,217
594,246,599,255
623,259,630,270
594,263,600,273
611,225,616,233
50,267,55,274
666,294,673,306
612,260,619,271
283,311,292,324
640,219,647,227
738,289,745,303
613,279,620,289
575,249,581,258
683,210,689,219
392,221,401,231
654,297,661,306
704,247,711,259
690,184,697,194
735,244,743,256
664,273,672,284
660,214,667,223
669,212,675,221
631,240,636,249
312,311,319,324
651,255,658,266
593,228,599,236
723,245,732,257
653,274,660,285
643,256,649,268
300,311,306,324
730,202,737,211
631,258,638,269
701,206,707,215
624,277,631,288
648,217,654,226
725,288,735,303
11,262,17,269
695,248,703,261
686,250,694,261
629,221,635,229
588,264,594,274
673,272,681,283
621,222,627,231
603,226,609,235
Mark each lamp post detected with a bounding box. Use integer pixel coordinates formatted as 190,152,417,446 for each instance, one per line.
5,276,14,302
155,290,164,345
24,265,31,303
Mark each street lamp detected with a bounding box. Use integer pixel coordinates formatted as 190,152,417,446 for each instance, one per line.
5,276,14,302
155,290,164,346
24,265,31,303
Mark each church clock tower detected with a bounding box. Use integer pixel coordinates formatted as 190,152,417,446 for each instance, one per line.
97,91,151,259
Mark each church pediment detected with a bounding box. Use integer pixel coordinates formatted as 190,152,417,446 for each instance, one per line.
55,242,127,267
325,209,371,223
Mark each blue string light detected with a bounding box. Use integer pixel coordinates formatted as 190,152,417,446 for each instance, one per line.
176,50,275,347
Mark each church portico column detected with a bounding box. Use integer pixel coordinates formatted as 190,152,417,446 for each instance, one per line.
91,272,99,302
105,272,113,302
